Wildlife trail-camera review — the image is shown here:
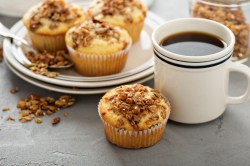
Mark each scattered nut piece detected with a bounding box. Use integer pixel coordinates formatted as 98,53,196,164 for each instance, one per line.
55,95,76,108
35,117,42,124
26,50,71,68
52,117,61,125
64,112,69,117
10,87,19,94
6,116,15,121
24,50,73,78
2,108,10,112
16,94,75,125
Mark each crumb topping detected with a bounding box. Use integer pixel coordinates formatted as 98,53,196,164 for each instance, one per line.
88,0,147,24
29,0,83,31
101,84,169,130
68,19,128,49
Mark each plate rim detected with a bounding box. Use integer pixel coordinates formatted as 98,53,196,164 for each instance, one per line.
5,58,154,95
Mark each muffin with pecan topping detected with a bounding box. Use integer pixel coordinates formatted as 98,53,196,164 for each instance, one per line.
99,84,170,149
65,19,132,76
88,0,147,43
22,0,86,52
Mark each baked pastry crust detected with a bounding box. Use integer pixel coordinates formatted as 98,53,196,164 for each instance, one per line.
23,0,86,36
99,84,170,131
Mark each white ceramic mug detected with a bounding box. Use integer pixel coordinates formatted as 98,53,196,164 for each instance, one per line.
152,18,250,124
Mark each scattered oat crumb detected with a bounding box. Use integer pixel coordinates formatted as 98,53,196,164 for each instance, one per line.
2,108,10,112
10,87,19,94
63,112,69,117
6,116,15,121
52,117,60,125
35,117,42,124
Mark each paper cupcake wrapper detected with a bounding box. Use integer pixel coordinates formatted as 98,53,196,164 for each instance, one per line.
28,31,67,52
67,42,132,76
98,101,169,149
124,20,144,44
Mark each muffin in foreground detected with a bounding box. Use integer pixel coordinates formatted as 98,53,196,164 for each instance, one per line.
23,0,86,52
88,0,147,43
65,19,132,76
99,84,170,149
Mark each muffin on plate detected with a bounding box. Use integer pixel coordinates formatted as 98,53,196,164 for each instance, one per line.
88,0,147,43
23,0,86,52
98,84,171,149
65,19,132,76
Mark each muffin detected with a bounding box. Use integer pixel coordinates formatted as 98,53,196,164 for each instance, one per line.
88,0,147,43
23,0,86,52
65,19,132,76
98,84,171,149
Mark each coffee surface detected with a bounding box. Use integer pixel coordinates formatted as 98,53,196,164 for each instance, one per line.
160,32,226,56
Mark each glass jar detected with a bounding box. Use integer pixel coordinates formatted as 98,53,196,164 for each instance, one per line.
190,0,250,62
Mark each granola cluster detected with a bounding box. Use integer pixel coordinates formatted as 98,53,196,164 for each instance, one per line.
69,19,122,49
29,0,82,31
17,94,75,124
25,50,71,78
26,50,70,67
192,2,250,60
89,0,146,24
102,84,168,129
27,63,59,78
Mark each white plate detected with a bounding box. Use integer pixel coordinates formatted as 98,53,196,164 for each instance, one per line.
4,12,163,88
0,0,155,17
5,58,154,95
12,13,160,82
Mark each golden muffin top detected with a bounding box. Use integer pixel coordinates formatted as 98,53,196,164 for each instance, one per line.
65,19,132,54
99,84,170,131
23,0,86,35
88,0,147,26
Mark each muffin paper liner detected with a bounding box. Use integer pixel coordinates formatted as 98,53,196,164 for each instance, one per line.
98,101,169,149
125,20,144,43
28,31,67,52
67,41,132,76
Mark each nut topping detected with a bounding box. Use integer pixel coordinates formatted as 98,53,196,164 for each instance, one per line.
29,0,83,31
88,0,147,23
103,84,168,129
69,19,123,49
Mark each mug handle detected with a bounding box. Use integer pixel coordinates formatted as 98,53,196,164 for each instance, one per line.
227,62,250,104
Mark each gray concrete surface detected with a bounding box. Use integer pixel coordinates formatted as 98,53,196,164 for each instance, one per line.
1,0,250,166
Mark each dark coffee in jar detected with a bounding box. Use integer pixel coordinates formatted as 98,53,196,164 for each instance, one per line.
160,32,226,56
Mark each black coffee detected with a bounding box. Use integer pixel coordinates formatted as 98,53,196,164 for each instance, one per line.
160,32,226,56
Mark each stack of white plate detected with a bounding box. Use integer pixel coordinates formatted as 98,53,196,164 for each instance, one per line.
3,12,164,94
